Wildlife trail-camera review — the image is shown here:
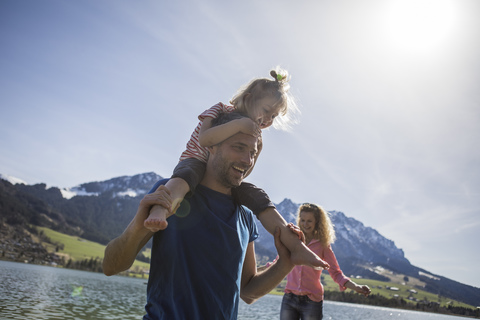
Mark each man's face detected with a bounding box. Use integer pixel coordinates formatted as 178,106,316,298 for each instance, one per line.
209,132,258,189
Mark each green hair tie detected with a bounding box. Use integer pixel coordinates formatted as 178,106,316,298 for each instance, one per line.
277,74,284,81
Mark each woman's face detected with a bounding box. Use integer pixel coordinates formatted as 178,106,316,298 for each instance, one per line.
299,211,316,237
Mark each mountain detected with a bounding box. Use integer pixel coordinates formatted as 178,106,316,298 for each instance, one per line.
2,172,163,244
256,199,412,279
1,172,479,306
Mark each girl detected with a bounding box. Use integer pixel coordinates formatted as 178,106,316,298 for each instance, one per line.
144,67,329,269
280,203,371,319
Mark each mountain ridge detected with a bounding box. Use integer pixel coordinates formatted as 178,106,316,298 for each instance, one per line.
1,172,479,306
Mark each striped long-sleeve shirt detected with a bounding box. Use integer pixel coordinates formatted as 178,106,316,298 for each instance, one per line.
179,102,236,162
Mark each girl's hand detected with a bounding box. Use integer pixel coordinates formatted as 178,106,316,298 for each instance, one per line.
237,118,261,137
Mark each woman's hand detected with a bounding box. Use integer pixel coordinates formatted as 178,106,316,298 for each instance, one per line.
356,285,371,297
286,223,305,243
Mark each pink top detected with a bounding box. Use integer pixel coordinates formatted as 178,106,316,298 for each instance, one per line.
179,102,236,162
284,240,350,302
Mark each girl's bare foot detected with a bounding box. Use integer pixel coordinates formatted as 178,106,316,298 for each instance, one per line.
291,242,330,270
144,206,168,232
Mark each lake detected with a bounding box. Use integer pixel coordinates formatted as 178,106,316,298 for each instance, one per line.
0,260,464,319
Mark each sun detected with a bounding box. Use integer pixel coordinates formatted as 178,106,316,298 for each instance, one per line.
381,0,458,54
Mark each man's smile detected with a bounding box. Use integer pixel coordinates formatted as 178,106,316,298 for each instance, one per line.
232,165,247,176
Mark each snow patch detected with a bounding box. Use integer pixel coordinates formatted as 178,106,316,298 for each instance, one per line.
60,187,100,199
60,188,77,200
419,271,440,280
0,173,27,185
117,189,140,197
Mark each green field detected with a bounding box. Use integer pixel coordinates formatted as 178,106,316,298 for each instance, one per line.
33,226,475,310
322,275,473,309
35,226,150,272
269,273,474,309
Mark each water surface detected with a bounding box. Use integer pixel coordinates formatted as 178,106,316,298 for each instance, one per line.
0,261,464,319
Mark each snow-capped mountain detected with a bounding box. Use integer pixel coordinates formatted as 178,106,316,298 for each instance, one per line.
2,172,480,306
60,172,163,199
256,199,409,270
0,173,27,185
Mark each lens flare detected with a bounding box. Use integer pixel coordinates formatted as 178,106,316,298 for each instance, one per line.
174,199,191,218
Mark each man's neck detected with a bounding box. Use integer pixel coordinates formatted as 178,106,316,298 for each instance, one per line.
200,175,232,195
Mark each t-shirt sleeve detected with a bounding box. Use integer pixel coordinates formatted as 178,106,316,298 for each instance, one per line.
247,208,259,242
148,179,169,194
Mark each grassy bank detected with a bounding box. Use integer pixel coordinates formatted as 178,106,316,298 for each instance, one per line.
268,275,474,309
322,276,474,309
32,226,475,312
35,226,149,273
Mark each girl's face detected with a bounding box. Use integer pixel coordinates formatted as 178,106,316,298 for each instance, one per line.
299,211,316,238
248,96,281,129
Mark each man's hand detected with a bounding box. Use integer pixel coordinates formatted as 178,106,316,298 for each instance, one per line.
272,223,307,269
139,185,173,216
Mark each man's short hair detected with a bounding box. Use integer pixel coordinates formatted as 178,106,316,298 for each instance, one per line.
211,111,248,127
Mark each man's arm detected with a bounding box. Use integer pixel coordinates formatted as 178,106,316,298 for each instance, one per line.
240,227,294,304
103,185,172,276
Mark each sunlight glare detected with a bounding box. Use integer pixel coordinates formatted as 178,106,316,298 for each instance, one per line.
382,0,458,54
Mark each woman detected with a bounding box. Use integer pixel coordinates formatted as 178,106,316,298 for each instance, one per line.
280,203,371,320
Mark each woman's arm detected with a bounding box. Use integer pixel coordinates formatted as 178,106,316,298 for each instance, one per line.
344,280,371,296
324,245,370,296
198,117,260,148
324,245,351,289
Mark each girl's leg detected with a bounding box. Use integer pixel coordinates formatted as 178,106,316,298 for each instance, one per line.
259,208,329,269
234,181,329,269
144,158,206,232
144,178,189,232
280,293,301,320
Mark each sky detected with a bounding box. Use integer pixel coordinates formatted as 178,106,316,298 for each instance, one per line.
1,0,479,288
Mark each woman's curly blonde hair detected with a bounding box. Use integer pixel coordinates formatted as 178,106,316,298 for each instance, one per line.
296,203,336,246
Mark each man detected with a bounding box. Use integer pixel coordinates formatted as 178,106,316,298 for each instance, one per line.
103,113,296,319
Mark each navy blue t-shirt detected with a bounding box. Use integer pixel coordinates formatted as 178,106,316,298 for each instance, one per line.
144,179,259,320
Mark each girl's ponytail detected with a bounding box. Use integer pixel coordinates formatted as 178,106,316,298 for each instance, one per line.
270,68,289,88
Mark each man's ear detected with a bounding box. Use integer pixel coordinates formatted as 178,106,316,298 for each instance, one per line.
207,145,217,155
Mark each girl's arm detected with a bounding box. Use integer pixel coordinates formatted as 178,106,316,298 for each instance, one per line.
198,117,260,148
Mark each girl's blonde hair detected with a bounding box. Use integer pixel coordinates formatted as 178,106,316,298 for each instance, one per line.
230,66,299,131
296,203,336,246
